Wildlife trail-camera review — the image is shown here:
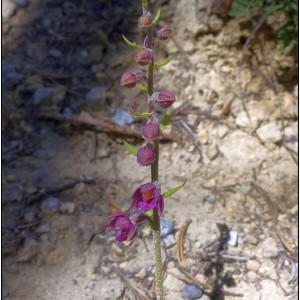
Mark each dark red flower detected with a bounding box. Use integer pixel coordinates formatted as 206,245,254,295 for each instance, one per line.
142,117,161,140
132,182,164,215
138,11,152,29
150,90,176,109
156,26,172,40
137,143,156,166
108,212,138,243
135,48,153,66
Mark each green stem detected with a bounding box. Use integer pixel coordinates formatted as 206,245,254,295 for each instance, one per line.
147,15,164,300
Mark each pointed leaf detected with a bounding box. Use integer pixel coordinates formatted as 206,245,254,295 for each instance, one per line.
159,107,172,132
162,179,187,198
122,35,142,49
137,83,148,93
123,140,138,156
152,8,161,26
141,0,148,10
154,56,174,68
129,109,152,118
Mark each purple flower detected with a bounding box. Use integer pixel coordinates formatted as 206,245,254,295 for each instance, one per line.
149,90,176,109
137,143,156,166
120,70,147,88
108,212,138,243
132,182,164,215
142,117,161,141
156,26,172,40
135,47,153,66
138,11,152,29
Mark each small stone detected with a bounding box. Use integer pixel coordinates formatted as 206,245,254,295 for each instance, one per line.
33,87,53,105
162,234,176,248
86,86,107,104
256,122,282,144
2,288,9,298
244,234,258,245
24,211,36,223
112,243,124,256
182,284,203,299
206,143,218,161
135,267,147,278
74,182,86,194
13,0,28,8
246,260,261,272
239,184,251,195
260,237,279,258
40,197,61,214
227,230,238,246
17,239,40,262
46,248,63,265
247,271,258,283
217,125,229,138
2,0,16,20
275,171,286,181
36,223,51,233
6,174,16,182
198,130,208,144
160,219,175,238
60,202,76,214
48,48,63,59
164,271,185,292
111,108,134,125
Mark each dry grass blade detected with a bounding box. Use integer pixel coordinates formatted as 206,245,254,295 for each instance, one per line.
110,266,154,300
176,219,192,267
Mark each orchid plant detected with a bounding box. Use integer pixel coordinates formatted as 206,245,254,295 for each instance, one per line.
108,1,185,299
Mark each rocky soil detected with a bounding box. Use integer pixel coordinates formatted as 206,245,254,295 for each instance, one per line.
2,0,298,299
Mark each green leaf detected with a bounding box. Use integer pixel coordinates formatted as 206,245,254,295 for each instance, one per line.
162,179,187,198
123,140,138,156
129,109,153,118
229,7,249,16
159,107,172,132
154,56,174,68
122,35,142,49
152,8,161,26
137,83,148,93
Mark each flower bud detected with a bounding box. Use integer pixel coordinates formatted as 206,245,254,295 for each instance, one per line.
137,143,156,166
150,90,176,109
142,117,161,140
156,26,172,40
135,48,153,66
138,11,152,29
120,71,137,88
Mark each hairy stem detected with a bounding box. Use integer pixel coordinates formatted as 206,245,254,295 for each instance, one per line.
147,15,164,300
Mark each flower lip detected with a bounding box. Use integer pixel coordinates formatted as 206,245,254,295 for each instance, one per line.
132,182,164,215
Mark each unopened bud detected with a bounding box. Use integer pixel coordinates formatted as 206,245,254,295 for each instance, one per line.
150,90,176,109
135,48,153,66
142,117,161,140
138,11,152,29
156,26,172,40
137,143,156,166
120,71,137,88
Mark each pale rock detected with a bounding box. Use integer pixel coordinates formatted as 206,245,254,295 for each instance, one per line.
17,239,40,262
2,0,16,20
208,15,223,32
198,130,208,144
260,237,279,258
235,109,264,128
217,125,229,138
46,248,63,265
246,260,261,272
187,114,198,127
164,270,185,292
256,122,282,144
163,234,176,248
60,202,76,214
244,234,258,245
86,86,107,105
247,271,258,283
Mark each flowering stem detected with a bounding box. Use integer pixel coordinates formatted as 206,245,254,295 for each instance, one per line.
146,25,164,300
